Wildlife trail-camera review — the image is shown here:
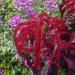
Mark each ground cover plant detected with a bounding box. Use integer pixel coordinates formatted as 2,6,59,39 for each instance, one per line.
0,0,75,75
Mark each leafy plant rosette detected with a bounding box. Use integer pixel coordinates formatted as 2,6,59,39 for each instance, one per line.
13,0,75,75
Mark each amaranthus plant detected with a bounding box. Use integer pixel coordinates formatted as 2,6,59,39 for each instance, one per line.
12,0,75,75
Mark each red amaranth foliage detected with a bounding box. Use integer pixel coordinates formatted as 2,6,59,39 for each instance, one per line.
13,0,75,75
59,0,75,17
13,11,75,70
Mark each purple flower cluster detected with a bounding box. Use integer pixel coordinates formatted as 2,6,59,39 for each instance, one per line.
0,68,3,75
44,0,57,10
8,14,21,27
13,0,33,10
0,16,3,25
0,19,2,25
13,0,36,17
25,8,36,17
